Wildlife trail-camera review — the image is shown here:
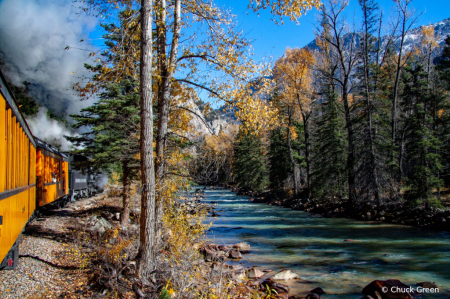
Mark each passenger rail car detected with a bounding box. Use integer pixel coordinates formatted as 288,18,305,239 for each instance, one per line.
35,138,69,208
0,71,37,270
0,70,106,270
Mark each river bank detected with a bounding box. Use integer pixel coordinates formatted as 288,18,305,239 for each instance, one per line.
223,185,450,231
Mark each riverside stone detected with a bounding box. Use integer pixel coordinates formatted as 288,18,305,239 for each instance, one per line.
233,242,251,253
272,269,299,280
310,287,325,295
247,267,265,279
261,279,290,293
362,279,413,299
230,249,242,259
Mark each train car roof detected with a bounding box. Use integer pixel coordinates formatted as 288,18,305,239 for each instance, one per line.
0,70,36,148
35,137,69,161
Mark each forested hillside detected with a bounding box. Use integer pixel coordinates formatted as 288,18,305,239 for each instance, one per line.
195,2,450,221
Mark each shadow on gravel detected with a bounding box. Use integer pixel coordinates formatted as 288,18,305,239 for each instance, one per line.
67,206,122,218
24,225,75,243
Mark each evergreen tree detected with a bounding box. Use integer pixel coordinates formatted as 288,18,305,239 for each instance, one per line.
311,89,347,199
437,35,450,89
68,78,140,225
268,127,292,191
354,0,381,202
67,10,142,226
401,64,442,204
436,35,450,187
232,129,268,192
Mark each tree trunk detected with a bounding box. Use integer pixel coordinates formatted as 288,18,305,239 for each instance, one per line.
155,0,169,182
121,161,130,226
154,0,181,238
303,115,311,198
361,39,381,205
286,106,299,197
136,0,157,279
342,85,356,205
155,0,181,181
392,1,410,175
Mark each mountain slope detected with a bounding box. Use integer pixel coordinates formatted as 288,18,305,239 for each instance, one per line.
305,17,450,53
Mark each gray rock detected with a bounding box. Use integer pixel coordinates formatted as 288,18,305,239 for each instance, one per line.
272,269,299,280
310,287,325,295
229,249,242,259
233,242,251,253
89,217,112,234
246,268,265,279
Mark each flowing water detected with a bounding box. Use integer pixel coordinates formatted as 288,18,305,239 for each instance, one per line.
201,188,450,298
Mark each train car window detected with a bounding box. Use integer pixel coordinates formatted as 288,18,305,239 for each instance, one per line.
46,156,61,183
44,155,50,184
57,159,61,181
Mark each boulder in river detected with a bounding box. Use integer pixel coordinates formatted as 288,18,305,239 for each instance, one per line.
362,279,413,299
272,269,299,280
305,294,320,299
247,267,265,279
229,249,242,259
310,287,326,295
233,242,251,253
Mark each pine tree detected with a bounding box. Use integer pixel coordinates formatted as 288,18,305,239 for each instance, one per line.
436,35,450,187
353,0,392,203
401,64,442,204
311,88,347,199
68,78,140,225
268,127,293,191
437,35,450,89
232,129,268,192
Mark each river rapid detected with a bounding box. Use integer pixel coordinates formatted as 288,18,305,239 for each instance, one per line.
201,188,450,298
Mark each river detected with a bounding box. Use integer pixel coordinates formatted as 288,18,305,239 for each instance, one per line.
201,188,450,298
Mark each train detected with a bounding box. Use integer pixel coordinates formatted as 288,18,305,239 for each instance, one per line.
0,70,104,270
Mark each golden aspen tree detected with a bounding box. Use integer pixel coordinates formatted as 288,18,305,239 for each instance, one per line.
273,48,316,197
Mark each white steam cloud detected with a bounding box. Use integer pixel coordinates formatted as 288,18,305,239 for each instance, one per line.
0,0,99,145
26,107,78,152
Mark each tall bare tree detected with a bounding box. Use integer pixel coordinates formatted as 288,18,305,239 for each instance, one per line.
136,0,157,278
390,0,420,179
318,0,358,205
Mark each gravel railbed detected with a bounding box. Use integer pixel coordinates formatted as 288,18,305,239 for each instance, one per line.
0,194,109,299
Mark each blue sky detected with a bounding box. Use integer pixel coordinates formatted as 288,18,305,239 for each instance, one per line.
212,0,450,63
88,0,450,65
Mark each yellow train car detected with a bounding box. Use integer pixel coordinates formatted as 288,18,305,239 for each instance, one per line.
0,71,37,269
35,138,69,208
